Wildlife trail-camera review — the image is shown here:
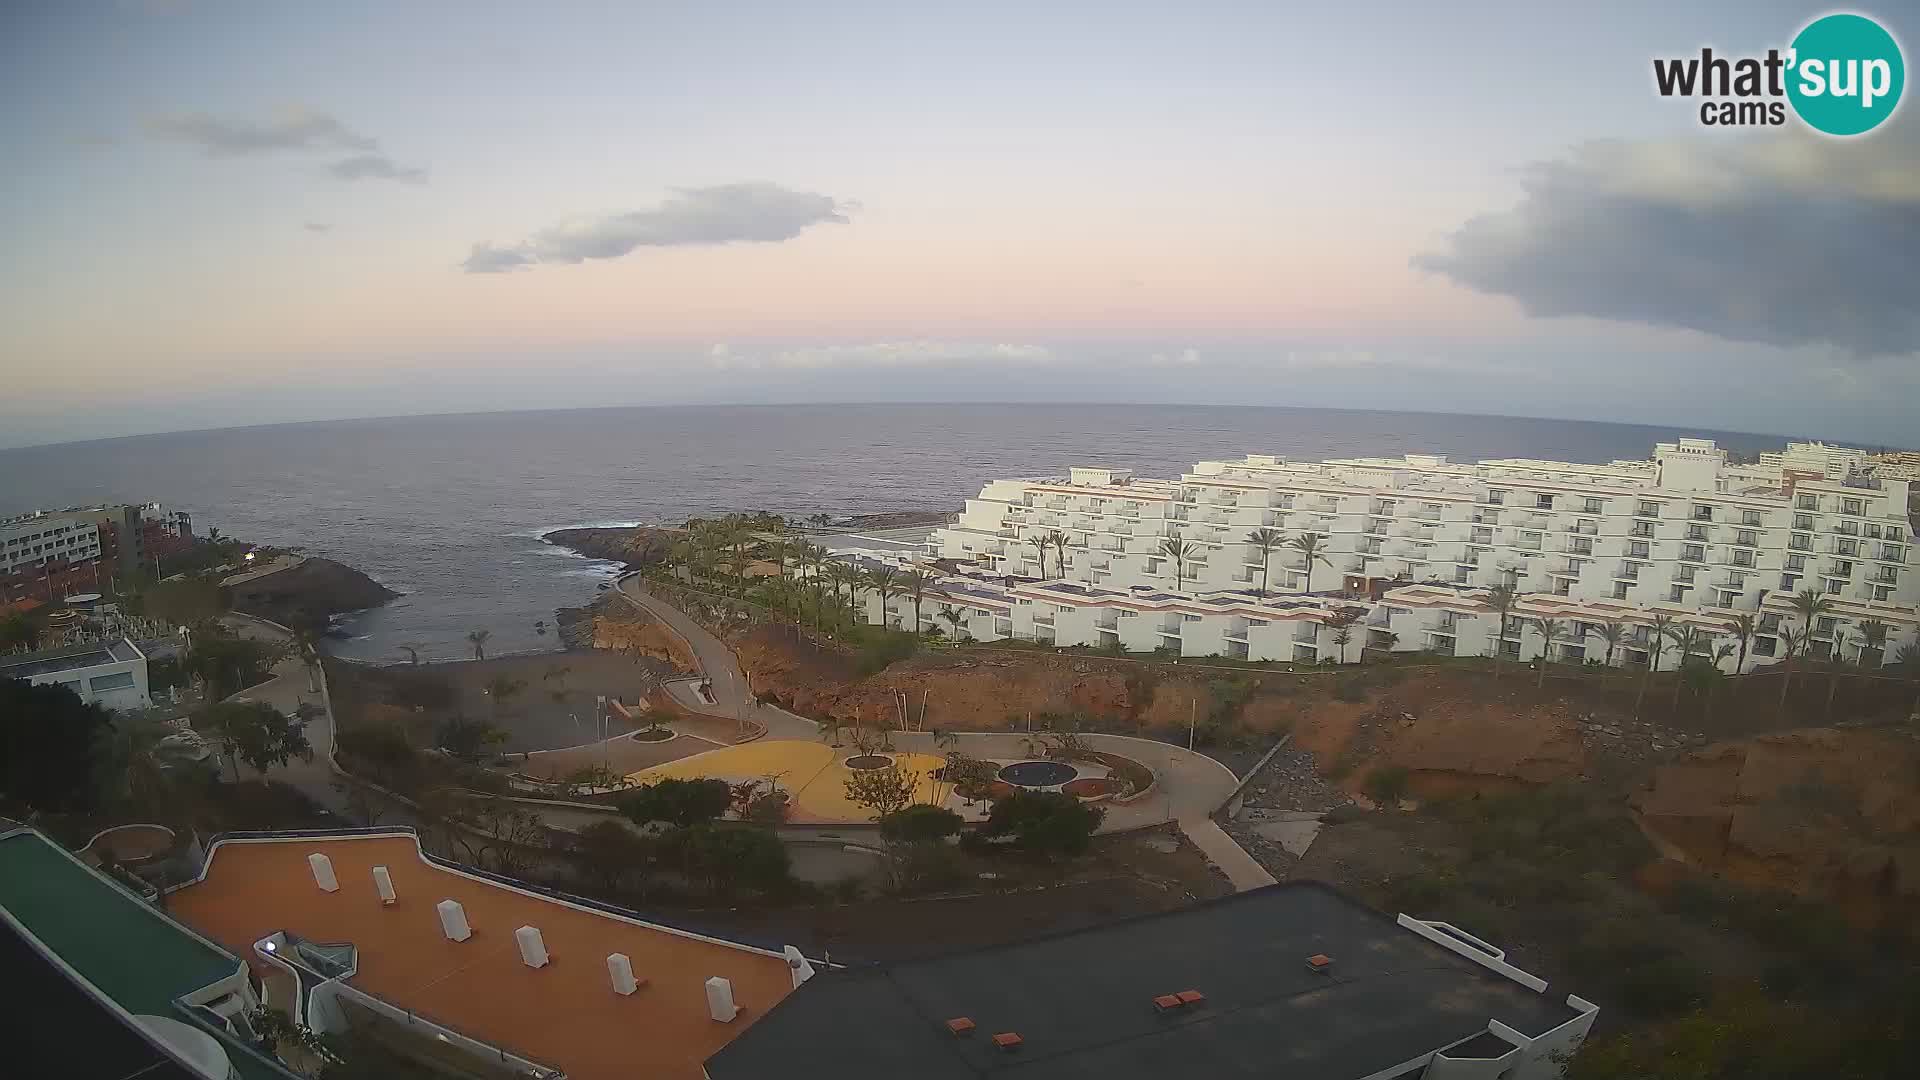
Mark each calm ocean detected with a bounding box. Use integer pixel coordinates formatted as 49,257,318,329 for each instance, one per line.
0,404,1789,662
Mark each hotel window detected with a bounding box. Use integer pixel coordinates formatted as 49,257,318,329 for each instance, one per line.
1798,494,1819,510
1793,513,1814,530
1781,573,1799,591
1842,497,1864,515
1735,529,1757,547
1890,527,1905,543
1118,610,1137,618
1454,566,1470,583
88,671,135,692
1584,497,1604,514
1610,581,1628,599
1719,590,1738,607
1742,510,1763,527
1760,613,1782,631
1536,494,1554,509
1681,544,1704,562
1817,616,1837,634
1631,521,1655,538
1686,525,1708,541
1675,564,1696,582
1837,538,1858,556
1732,550,1753,568
1637,500,1661,517
1669,585,1688,602
1692,505,1714,521
1832,560,1853,577
1867,524,1883,539
1629,540,1650,558
1789,533,1813,551
1875,585,1895,601
1486,489,1507,505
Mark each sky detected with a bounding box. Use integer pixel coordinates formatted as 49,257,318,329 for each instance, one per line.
1,0,1915,449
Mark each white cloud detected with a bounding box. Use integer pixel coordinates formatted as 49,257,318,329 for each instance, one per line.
145,105,377,155
704,341,1052,371
463,183,852,272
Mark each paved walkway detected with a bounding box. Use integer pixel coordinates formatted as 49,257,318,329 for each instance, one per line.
1180,817,1280,890
614,576,818,739
215,613,348,814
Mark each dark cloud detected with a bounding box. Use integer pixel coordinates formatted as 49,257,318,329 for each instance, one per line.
327,154,426,184
1413,135,1920,356
461,183,853,273
144,106,378,156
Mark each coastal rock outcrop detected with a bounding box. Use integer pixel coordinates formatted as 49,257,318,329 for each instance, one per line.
227,557,396,631
541,527,678,570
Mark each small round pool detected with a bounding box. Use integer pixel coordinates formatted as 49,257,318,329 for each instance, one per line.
844,754,894,771
997,760,1078,788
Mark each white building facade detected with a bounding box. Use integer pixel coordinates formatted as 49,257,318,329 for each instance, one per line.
1,514,103,575
0,636,152,711
876,439,1920,672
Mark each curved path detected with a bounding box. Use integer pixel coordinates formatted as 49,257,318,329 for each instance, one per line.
610,579,1274,890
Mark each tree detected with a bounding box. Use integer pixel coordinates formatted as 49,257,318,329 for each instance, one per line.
843,763,921,821
1159,536,1199,592
943,752,996,802
0,678,112,814
1894,643,1920,719
1824,630,1854,722
1857,618,1891,669
1593,620,1628,669
825,562,859,625
867,566,898,628
1786,588,1834,680
1638,613,1675,718
938,604,968,642
675,823,790,896
1289,532,1334,593
1245,527,1286,596
1532,617,1566,687
618,777,734,827
202,700,312,779
184,632,278,698
482,674,524,722
983,790,1103,856
290,626,322,694
1663,623,1705,709
900,569,934,635
1700,643,1737,724
1027,533,1050,578
570,819,654,894
1726,612,1756,675
1049,530,1072,580
140,577,227,626
1485,584,1518,681
1777,625,1806,714
1326,608,1360,663
0,613,39,651
435,715,506,763
881,804,964,889
466,629,490,661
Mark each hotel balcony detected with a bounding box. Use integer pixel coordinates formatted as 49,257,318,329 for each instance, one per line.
1032,612,1054,626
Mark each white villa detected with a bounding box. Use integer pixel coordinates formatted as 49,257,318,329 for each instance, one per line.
822,439,1919,672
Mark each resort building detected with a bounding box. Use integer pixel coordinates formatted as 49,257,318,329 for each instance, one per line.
710,882,1597,1080
0,826,298,1080
166,829,804,1080
876,438,1920,669
0,634,152,710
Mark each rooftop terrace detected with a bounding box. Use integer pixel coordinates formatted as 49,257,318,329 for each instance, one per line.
168,832,798,1080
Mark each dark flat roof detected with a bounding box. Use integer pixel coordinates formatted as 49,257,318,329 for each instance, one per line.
706,882,1578,1080
0,914,201,1080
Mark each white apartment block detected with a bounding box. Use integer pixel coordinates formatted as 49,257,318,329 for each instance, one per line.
0,636,152,711
859,439,1920,672
1,514,103,575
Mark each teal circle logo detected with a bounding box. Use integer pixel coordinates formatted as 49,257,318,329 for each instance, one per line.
1786,13,1905,135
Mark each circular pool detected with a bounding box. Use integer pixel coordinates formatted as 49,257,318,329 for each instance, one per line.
997,760,1078,788
844,754,894,771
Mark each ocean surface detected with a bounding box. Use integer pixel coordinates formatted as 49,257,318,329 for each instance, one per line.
0,404,1791,662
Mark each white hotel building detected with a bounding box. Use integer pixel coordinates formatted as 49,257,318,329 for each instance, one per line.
849,439,1919,672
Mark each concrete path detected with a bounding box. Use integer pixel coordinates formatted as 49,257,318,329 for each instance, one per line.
614,576,818,739
1180,817,1279,890
215,613,349,815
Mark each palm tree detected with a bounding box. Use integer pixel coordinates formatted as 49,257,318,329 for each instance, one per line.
1663,623,1705,709
826,563,859,625
1824,630,1854,722
1786,588,1834,681
466,629,490,661
1026,534,1050,578
1245,527,1286,596
1531,617,1565,687
1049,530,1073,581
900,569,934,635
1777,625,1805,715
1703,643,1737,725
290,626,322,694
1485,583,1518,681
1592,620,1627,669
1636,613,1675,718
1726,612,1756,675
867,566,899,628
1289,533,1333,593
798,543,827,624
1159,537,1198,592
1857,618,1891,670
939,604,967,642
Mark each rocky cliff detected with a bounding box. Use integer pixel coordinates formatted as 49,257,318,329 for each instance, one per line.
226,557,397,631
541,526,679,570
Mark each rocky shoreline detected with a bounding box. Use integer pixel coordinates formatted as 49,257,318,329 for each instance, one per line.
227,556,398,632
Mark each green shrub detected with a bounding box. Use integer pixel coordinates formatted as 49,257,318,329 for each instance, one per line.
1363,765,1410,806
983,790,1103,856
618,778,735,827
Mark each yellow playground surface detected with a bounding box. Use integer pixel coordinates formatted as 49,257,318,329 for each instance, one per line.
626,740,950,823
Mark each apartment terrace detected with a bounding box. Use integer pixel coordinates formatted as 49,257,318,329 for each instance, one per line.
167,832,797,1080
